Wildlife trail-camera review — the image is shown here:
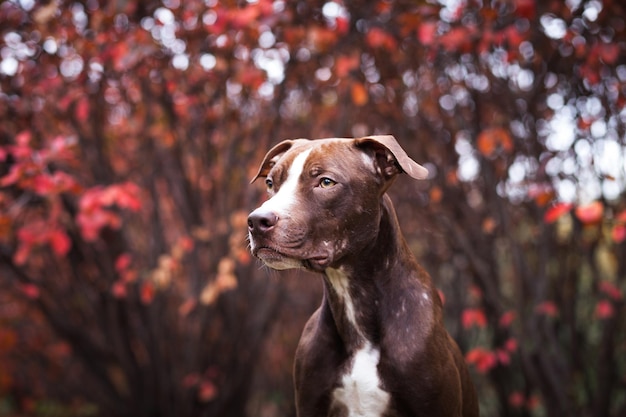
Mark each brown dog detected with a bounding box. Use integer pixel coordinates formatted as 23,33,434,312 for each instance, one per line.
248,136,478,417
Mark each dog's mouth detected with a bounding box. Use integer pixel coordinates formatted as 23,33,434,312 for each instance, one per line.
254,247,330,271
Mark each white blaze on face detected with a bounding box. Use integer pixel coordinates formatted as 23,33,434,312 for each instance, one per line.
258,148,312,216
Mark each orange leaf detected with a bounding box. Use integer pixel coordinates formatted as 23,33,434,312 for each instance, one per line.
574,201,603,224
477,127,513,157
429,186,443,204
351,82,369,106
544,203,573,224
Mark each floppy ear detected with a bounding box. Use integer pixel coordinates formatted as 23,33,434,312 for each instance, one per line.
355,135,429,180
251,139,312,183
250,140,294,183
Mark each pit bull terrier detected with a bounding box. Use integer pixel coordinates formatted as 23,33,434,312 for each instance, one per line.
247,135,479,417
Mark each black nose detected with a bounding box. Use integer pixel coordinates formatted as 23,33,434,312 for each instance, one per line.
248,209,278,234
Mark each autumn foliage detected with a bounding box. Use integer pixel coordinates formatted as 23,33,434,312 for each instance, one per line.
1,0,626,416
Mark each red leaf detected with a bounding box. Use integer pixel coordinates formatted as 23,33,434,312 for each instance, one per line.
515,0,536,19
465,348,497,373
140,281,155,305
33,174,55,194
496,349,511,366
574,201,603,224
509,391,526,408
544,203,573,224
595,300,615,319
111,281,127,299
598,43,620,64
0,164,23,187
461,308,487,329
366,27,397,49
599,281,623,301
178,236,195,252
13,241,32,265
335,17,350,34
535,301,559,317
198,380,217,402
15,131,31,147
612,225,626,243
18,283,40,299
75,96,90,122
114,182,143,211
228,5,260,29
418,22,437,45
439,27,471,52
527,395,541,411
115,253,132,272
499,310,517,328
182,373,200,388
48,229,71,256
335,54,360,78
504,338,518,353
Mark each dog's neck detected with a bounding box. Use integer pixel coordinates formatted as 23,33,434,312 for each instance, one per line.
322,194,420,351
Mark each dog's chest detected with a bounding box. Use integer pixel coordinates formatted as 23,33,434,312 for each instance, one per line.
332,343,391,417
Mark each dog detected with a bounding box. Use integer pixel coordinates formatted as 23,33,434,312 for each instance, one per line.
248,135,479,417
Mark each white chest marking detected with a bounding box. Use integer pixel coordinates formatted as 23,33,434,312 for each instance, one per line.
332,343,391,417
326,269,390,416
258,148,312,215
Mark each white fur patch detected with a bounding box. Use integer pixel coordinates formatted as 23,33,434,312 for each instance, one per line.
326,268,360,336
258,148,312,215
332,343,391,417
327,268,390,416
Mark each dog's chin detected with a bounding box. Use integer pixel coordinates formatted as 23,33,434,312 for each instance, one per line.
255,248,303,270
254,247,331,272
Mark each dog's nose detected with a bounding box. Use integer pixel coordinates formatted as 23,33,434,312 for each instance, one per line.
248,209,278,233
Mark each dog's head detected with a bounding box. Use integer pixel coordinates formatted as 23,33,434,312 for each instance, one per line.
247,135,428,272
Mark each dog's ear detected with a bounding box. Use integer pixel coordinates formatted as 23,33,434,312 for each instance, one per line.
355,135,429,180
250,140,299,183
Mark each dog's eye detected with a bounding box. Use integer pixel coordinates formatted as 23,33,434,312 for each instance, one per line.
319,178,337,188
265,178,274,190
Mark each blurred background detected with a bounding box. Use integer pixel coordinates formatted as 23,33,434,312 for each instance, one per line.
1,0,625,416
